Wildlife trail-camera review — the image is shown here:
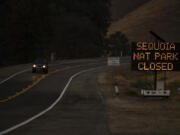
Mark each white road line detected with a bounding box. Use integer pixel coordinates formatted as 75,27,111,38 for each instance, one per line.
0,62,65,85
0,62,129,85
0,68,31,85
0,61,96,85
0,66,101,135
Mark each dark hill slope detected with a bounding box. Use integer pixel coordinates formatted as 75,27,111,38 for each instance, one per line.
109,0,180,42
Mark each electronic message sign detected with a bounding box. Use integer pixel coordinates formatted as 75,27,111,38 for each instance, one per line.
131,42,180,71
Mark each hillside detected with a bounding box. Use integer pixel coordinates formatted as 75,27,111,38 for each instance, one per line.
109,0,180,42
111,0,150,21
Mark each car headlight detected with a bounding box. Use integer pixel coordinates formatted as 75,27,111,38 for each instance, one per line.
43,65,46,68
33,64,37,68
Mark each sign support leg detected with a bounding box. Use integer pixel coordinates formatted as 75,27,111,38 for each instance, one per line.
154,71,157,90
164,71,167,90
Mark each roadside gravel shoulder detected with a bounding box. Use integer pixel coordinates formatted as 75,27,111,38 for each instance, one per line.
97,65,180,135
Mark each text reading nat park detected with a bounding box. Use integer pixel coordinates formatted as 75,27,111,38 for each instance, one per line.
131,42,180,71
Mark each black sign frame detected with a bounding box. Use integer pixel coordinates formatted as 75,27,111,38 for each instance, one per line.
131,42,180,71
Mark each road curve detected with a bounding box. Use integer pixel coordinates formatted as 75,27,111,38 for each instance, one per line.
0,59,106,135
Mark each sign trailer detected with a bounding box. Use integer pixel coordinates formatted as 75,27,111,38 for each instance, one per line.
131,41,180,97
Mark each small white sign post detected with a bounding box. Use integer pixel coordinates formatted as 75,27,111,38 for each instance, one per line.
107,57,120,66
50,52,55,62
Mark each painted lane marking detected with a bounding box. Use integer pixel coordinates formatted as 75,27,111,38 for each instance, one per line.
0,62,103,103
0,68,65,103
0,67,101,135
0,69,31,85
0,62,67,85
0,61,105,85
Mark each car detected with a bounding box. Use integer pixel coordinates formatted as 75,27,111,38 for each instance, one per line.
32,58,48,73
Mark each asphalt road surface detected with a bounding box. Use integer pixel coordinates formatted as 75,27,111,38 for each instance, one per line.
0,59,107,135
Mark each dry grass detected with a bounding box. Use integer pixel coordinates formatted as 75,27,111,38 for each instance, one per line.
98,66,180,135
100,65,180,99
110,0,150,20
108,0,180,42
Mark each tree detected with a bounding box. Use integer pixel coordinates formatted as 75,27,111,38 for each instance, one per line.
50,0,111,58
106,32,130,56
0,0,111,66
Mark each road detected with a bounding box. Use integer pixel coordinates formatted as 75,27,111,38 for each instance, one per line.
0,59,108,135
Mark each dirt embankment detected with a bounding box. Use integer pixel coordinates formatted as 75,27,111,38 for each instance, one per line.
98,65,180,135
